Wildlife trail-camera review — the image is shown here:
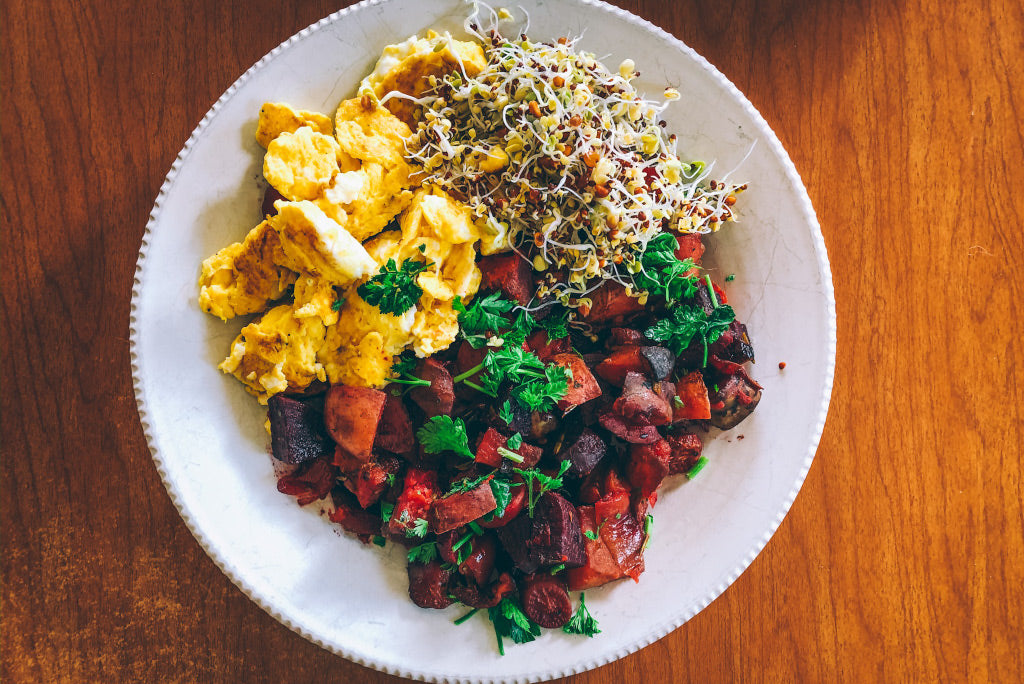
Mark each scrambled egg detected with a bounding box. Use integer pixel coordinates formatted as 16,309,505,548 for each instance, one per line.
359,31,487,127
200,41,494,403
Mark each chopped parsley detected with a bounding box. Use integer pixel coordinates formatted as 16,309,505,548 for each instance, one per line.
357,257,431,316
487,598,541,655
512,460,571,517
645,302,735,367
635,232,700,304
407,517,430,538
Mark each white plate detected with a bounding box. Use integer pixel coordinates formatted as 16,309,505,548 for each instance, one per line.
130,1,835,681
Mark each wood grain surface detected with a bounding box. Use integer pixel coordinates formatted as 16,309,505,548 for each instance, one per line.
3,0,1022,681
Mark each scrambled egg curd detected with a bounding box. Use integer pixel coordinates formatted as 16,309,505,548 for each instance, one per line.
199,34,496,403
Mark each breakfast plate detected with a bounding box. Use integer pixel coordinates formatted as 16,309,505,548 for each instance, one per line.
129,0,835,681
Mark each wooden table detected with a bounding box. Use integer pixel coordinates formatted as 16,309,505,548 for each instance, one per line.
3,0,1022,681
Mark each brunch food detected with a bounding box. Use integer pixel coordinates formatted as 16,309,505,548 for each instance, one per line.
198,5,761,652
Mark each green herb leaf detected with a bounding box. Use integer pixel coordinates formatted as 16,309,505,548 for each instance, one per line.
380,501,395,522
453,608,479,625
584,529,599,540
562,593,601,637
447,472,492,496
506,432,523,450
489,478,512,519
549,563,567,575
499,400,514,426
487,597,542,654
635,232,700,304
331,297,345,311
513,460,571,517
357,257,431,316
645,302,735,366
417,415,475,459
371,535,387,548
643,513,653,550
455,291,517,336
536,307,570,339
407,541,438,564
407,517,430,538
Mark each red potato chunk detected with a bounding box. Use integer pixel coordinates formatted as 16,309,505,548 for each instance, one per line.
566,505,624,591
430,482,497,534
674,371,712,421
626,440,671,501
323,385,387,461
408,358,455,418
478,252,533,305
407,560,454,609
549,353,602,410
615,371,673,427
666,432,703,474
374,393,414,456
595,346,650,387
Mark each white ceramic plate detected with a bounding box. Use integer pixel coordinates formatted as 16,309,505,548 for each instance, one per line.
130,1,835,681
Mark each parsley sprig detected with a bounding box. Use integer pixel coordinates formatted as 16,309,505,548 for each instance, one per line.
512,461,571,517
645,281,736,367
416,415,474,459
357,257,431,316
635,232,700,304
487,598,541,655
563,593,601,637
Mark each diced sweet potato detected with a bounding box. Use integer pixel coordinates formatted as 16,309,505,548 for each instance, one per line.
478,252,533,305
558,428,607,477
674,371,712,421
474,428,542,468
276,456,336,506
389,467,437,537
601,510,645,582
328,486,383,538
519,573,573,628
526,329,571,361
666,432,703,475
430,482,497,534
626,440,671,500
479,478,527,529
550,353,602,410
673,232,704,266
324,384,387,461
407,560,454,609
615,372,673,427
267,395,330,464
408,358,454,418
595,346,650,387
566,505,623,591
593,490,631,525
582,280,643,324
374,393,414,456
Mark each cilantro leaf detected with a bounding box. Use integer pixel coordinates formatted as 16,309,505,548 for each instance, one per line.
489,478,512,519
379,501,395,523
635,232,700,304
562,593,601,637
358,258,431,316
407,517,430,538
416,415,475,459
407,541,438,564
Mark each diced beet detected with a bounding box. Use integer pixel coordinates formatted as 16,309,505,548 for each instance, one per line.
673,232,704,265
267,395,330,464
531,492,586,568
408,358,455,418
666,432,703,474
328,486,383,538
550,353,602,410
474,428,541,468
709,365,763,430
519,573,573,628
526,329,572,361
597,409,661,444
674,371,712,421
558,428,607,477
582,280,643,324
640,346,676,381
344,455,402,509
458,532,497,586
430,482,497,534
276,456,336,506
389,467,437,537
479,479,526,529
608,328,644,347
374,393,414,456
600,511,645,582
566,505,623,591
626,440,671,500
478,252,533,305
407,560,454,609
495,511,536,573
324,385,387,461
709,320,755,364
614,372,673,427
595,346,650,387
